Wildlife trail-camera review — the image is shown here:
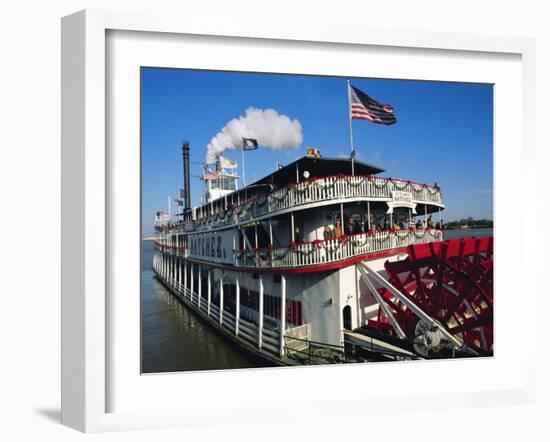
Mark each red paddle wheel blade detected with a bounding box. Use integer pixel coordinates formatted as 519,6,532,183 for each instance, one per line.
367,236,493,355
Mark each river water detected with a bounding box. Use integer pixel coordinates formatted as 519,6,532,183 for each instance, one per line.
141,228,492,373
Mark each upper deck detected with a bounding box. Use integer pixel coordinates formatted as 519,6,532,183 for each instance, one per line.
154,155,445,273
160,172,443,235
157,156,442,233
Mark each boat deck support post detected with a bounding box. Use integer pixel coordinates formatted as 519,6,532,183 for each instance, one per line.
279,275,286,356
190,262,194,301
197,265,202,307
171,256,174,283
184,260,188,297
178,257,182,292
219,273,224,324
235,274,240,336
232,233,236,266
367,201,371,230
258,275,264,349
207,269,212,316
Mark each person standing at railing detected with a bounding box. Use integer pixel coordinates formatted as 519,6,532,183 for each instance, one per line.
427,215,434,229
294,225,304,244
345,218,355,236
334,220,342,239
323,224,334,240
368,214,377,232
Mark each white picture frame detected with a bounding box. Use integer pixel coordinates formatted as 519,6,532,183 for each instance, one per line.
61,9,537,433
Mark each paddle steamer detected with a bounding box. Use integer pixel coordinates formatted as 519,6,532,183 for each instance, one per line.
152,144,493,365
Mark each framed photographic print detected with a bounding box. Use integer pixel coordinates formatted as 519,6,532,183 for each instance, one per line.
61,9,537,433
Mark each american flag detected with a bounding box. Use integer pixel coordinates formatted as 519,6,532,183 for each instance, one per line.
349,85,396,125
203,166,219,181
203,171,219,180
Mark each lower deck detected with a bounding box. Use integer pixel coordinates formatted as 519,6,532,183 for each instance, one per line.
152,249,419,364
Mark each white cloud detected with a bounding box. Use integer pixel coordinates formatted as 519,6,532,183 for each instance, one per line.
206,107,303,163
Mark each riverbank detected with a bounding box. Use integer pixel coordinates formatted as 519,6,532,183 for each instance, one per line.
444,227,493,240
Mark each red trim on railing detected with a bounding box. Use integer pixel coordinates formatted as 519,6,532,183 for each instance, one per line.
170,247,409,275
232,228,443,254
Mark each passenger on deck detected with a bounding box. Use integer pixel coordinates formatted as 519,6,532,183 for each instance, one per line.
368,215,377,232
323,224,334,240
427,216,434,229
294,226,304,243
345,218,356,236
334,220,342,239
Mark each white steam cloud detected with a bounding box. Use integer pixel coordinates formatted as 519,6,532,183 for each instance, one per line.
206,107,303,163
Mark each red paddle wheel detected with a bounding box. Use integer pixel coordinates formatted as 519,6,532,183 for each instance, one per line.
367,236,493,356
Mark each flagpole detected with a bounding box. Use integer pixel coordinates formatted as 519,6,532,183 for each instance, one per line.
241,144,246,187
347,79,355,176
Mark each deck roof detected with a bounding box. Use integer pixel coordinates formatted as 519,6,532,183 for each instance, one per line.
177,155,385,216
250,155,385,189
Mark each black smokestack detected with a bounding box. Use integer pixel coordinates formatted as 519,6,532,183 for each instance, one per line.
182,140,191,209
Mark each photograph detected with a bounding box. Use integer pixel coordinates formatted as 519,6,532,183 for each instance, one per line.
140,68,494,373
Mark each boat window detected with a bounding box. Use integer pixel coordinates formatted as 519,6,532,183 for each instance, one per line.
221,176,237,191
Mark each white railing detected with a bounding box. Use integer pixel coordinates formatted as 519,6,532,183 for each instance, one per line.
151,265,284,356
174,174,442,233
268,175,442,213
284,323,311,354
234,229,443,269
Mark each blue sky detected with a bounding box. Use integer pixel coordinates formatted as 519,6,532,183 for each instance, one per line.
141,68,493,235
